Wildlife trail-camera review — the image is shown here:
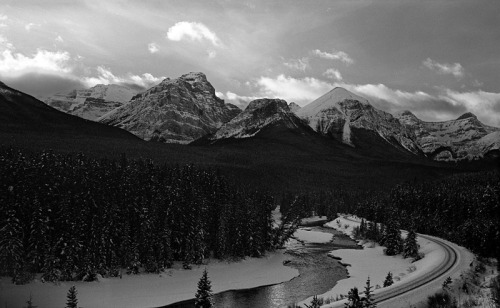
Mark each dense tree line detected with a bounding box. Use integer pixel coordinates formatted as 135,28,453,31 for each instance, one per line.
354,170,500,258
0,147,295,284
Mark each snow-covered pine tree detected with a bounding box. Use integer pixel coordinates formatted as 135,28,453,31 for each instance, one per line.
403,230,419,259
65,285,78,308
344,287,362,308
362,277,376,308
383,272,393,287
195,269,213,308
384,223,402,256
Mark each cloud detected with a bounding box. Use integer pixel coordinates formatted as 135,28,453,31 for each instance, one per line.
148,42,159,53
422,58,464,78
311,49,353,65
82,66,163,89
256,74,334,104
25,23,38,31
207,49,216,58
166,21,222,47
284,57,309,71
55,35,64,43
0,49,72,78
323,68,343,81
2,73,87,99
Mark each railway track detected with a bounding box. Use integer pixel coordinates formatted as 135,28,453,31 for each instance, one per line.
325,216,461,308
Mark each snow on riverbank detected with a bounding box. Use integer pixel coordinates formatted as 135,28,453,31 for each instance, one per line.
294,228,333,243
0,250,298,308
299,215,461,307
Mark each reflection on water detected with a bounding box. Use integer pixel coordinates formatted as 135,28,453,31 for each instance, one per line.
163,227,359,308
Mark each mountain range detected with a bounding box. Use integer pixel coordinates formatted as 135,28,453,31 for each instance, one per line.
45,84,138,121
35,72,500,161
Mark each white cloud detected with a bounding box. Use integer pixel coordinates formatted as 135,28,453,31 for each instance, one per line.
256,74,334,104
0,14,7,21
311,49,353,65
423,58,464,78
25,23,38,31
351,83,433,105
148,42,159,53
323,68,343,81
0,49,72,77
284,57,309,71
55,35,64,43
166,21,222,47
207,49,216,58
83,66,163,89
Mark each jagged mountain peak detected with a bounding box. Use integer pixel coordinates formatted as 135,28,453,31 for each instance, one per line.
100,72,239,143
209,98,305,140
456,112,478,121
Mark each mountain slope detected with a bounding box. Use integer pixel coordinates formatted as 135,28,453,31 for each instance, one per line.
100,72,241,143
395,111,500,160
296,87,422,155
0,81,140,141
45,84,138,121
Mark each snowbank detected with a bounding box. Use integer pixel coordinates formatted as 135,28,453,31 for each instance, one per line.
294,228,333,243
0,251,298,308
298,216,449,307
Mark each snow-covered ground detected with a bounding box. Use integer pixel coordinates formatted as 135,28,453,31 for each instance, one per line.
298,215,473,308
0,251,298,308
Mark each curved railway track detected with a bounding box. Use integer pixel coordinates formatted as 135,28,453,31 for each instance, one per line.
326,216,462,308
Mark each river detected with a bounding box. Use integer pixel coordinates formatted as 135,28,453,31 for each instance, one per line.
162,224,360,308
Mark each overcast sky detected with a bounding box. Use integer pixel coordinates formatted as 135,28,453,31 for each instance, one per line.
1,0,500,126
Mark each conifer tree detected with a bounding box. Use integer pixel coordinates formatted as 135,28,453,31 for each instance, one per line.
24,294,37,308
403,230,419,259
384,224,402,256
195,269,213,308
362,277,376,308
344,287,362,308
383,272,393,287
305,295,322,308
66,285,78,308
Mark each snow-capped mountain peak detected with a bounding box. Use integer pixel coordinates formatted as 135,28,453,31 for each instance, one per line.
100,72,240,143
210,98,305,140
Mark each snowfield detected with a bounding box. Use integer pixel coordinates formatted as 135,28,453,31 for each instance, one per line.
0,251,298,308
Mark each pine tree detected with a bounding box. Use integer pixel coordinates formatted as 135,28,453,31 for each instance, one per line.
344,287,362,308
304,295,322,308
195,269,213,308
362,277,376,308
403,230,419,259
66,285,78,308
383,272,393,287
384,224,402,256
24,294,37,308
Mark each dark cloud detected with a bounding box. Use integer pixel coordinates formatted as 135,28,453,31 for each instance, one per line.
2,73,87,98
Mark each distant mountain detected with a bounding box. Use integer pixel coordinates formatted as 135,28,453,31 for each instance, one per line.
203,98,312,142
296,87,422,155
45,84,138,121
0,81,139,141
100,72,241,143
395,111,500,161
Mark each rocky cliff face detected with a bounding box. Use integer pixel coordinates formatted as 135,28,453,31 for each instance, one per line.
210,98,306,140
395,111,500,160
296,87,421,154
45,84,138,121
100,72,241,143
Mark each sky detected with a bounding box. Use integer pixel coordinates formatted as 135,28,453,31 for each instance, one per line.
1,0,500,126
